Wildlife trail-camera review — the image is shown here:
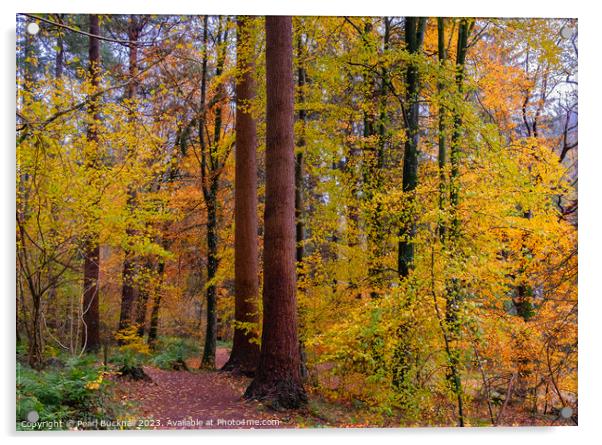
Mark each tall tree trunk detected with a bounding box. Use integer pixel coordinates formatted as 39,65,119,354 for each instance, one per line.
82,14,101,353
222,16,261,376
397,17,426,278
200,16,228,369
443,17,473,428
437,17,447,241
358,19,383,297
119,16,142,338
368,17,391,298
392,16,427,403
244,16,307,409
449,19,470,240
201,188,218,368
295,31,306,268
295,25,309,380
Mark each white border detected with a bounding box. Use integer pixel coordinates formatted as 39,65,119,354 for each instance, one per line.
2,1,599,444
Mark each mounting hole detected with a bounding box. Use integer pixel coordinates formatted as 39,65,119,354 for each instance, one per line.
26,22,40,35
560,26,575,40
27,410,39,422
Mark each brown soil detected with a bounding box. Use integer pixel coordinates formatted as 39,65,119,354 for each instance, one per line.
115,347,296,429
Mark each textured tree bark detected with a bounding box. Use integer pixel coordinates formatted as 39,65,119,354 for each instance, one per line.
359,19,380,296
29,291,43,369
444,17,472,428
367,18,391,298
295,32,306,267
392,16,427,406
201,192,218,368
119,16,141,338
221,16,261,376
397,17,426,278
201,16,228,369
295,27,309,380
244,16,307,409
449,19,470,240
147,258,165,348
118,254,136,336
82,14,101,353
83,245,100,352
134,261,152,337
437,17,448,241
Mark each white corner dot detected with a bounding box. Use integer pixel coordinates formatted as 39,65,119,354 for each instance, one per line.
560,406,573,419
27,410,39,422
26,22,40,35
560,27,574,40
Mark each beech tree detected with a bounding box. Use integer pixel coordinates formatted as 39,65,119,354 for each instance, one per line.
398,16,427,278
200,16,232,369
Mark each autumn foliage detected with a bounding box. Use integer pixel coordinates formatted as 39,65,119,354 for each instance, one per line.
16,15,577,427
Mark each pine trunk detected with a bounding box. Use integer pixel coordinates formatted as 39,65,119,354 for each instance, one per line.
222,16,261,376
82,14,101,353
244,16,307,410
119,16,141,338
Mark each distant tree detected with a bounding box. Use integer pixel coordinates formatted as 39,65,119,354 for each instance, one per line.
200,16,231,369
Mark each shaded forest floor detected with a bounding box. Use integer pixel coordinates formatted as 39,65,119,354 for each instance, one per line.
114,348,295,429
114,347,378,429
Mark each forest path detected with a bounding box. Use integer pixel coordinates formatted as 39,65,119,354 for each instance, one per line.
116,347,295,429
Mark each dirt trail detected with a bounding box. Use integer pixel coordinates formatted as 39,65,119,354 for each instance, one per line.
116,348,295,429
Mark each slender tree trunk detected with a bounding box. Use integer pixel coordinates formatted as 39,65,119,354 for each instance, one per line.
295,25,309,380
443,17,473,428
28,289,43,369
82,14,101,353
437,18,447,241
54,14,64,79
118,255,136,335
222,16,261,376
358,19,383,297
397,17,426,278
201,17,229,369
449,19,470,240
244,16,307,409
43,18,65,336
201,189,218,368
295,32,306,267
134,262,152,337
147,259,165,348
368,18,391,298
392,16,427,403
16,280,21,344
